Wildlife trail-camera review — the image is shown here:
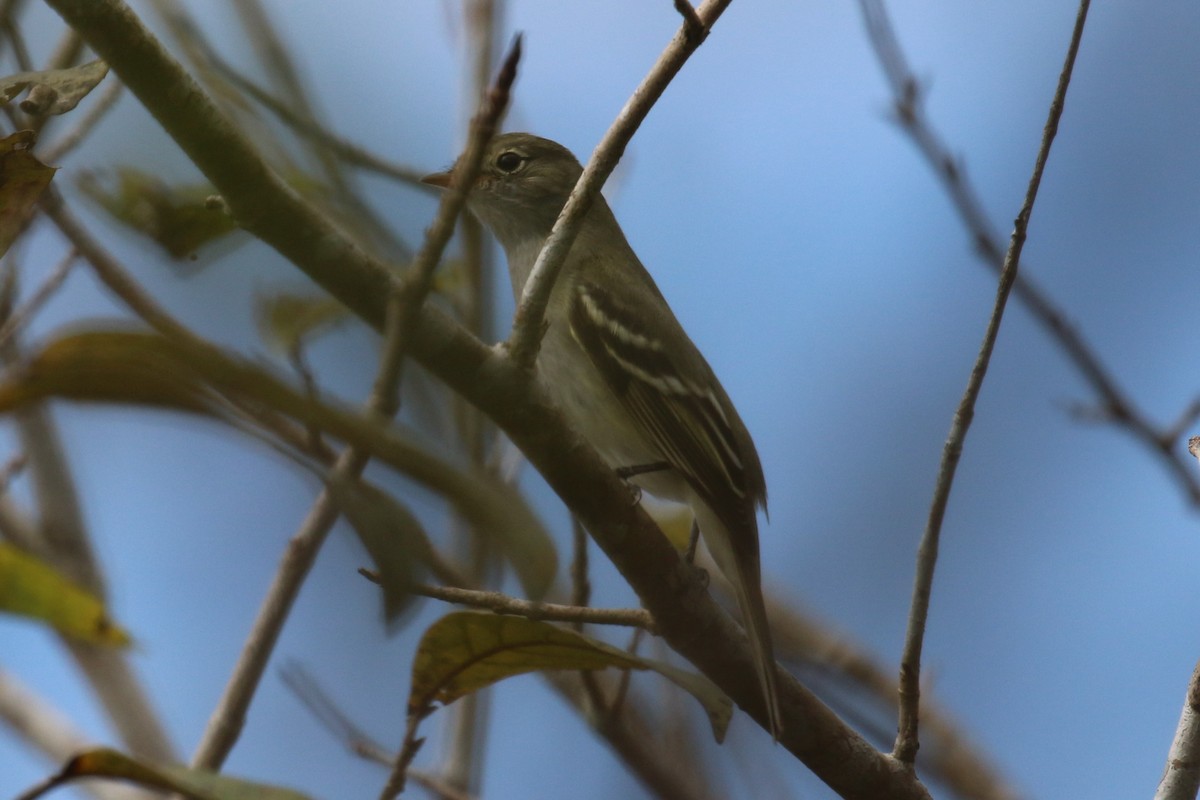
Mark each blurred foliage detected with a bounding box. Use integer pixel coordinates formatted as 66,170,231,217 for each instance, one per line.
0,543,130,647
410,611,733,743
323,477,435,625
17,747,314,800
77,168,240,260
0,327,558,600
254,290,349,355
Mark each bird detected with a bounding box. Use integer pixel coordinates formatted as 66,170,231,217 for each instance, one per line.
423,132,781,737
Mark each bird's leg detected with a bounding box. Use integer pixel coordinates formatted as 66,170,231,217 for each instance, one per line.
683,519,701,564
614,460,672,506
682,518,708,587
614,461,672,480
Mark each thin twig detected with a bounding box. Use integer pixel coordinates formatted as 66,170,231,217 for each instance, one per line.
363,575,655,631
40,190,194,341
0,250,176,766
209,59,428,188
388,709,431,800
374,33,521,423
40,79,123,163
506,0,732,368
228,0,413,258
750,569,1021,800
0,668,147,800
440,7,503,794
0,248,77,351
47,2,931,792
189,33,523,780
0,451,27,492
672,0,705,41
570,515,590,616
893,0,1091,765
279,662,394,765
856,0,1200,505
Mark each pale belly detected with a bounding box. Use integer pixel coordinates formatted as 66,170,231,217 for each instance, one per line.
536,322,690,506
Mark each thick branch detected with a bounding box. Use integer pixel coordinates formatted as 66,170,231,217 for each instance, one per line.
44,2,929,795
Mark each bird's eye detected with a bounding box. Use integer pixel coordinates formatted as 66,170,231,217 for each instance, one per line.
496,151,524,173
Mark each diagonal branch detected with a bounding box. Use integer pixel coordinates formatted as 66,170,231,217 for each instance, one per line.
893,0,1092,765
856,0,1200,505
1155,441,1200,800
44,1,932,795
506,0,732,368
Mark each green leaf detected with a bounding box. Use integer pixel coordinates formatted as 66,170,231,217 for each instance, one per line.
16,748,314,800
0,543,129,646
0,131,56,258
78,168,239,259
410,611,731,742
0,60,108,116
323,477,433,624
254,291,349,354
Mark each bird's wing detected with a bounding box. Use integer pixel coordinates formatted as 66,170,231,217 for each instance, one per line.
568,280,760,521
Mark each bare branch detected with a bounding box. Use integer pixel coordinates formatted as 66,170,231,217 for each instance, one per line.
0,668,148,800
893,0,1092,765
374,33,521,419
1154,660,1200,798
856,0,1200,505
43,1,933,793
506,0,732,368
0,255,176,766
211,60,429,188
40,79,123,163
0,248,77,351
1158,445,1200,798
672,0,705,41
362,573,655,631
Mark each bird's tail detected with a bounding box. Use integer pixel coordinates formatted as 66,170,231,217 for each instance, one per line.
730,551,783,740
695,499,783,740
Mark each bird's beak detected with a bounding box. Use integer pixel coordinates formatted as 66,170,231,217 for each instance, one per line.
421,171,452,189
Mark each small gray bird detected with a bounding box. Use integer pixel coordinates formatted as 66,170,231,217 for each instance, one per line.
424,132,781,737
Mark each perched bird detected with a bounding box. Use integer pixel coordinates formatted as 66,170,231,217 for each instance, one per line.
424,132,780,736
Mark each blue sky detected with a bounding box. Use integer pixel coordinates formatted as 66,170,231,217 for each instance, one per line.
5,1,1200,798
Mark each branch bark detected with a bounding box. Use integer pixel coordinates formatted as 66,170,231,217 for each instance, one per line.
856,0,1200,505
43,1,929,796
893,0,1092,766
1155,657,1200,800
506,0,732,367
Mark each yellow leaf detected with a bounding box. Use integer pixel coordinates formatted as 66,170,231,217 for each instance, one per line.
17,748,314,800
410,611,732,742
0,544,129,646
0,131,56,257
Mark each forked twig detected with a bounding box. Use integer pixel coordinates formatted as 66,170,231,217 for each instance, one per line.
506,0,732,368
893,0,1092,765
857,0,1200,505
